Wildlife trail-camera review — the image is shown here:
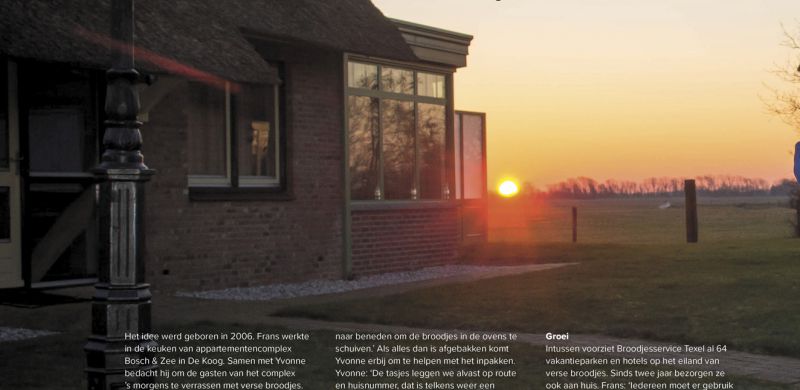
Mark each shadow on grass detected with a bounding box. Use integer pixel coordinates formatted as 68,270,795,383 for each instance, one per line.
276,239,800,358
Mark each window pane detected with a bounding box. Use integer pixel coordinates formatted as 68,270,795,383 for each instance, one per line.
235,83,278,179
462,114,484,199
28,108,84,172
26,65,97,173
0,61,7,170
348,96,379,200
187,81,227,176
418,104,446,199
417,72,445,98
348,62,378,90
382,99,415,200
381,67,413,94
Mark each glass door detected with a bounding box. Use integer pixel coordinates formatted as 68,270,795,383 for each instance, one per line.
21,62,100,285
0,60,23,288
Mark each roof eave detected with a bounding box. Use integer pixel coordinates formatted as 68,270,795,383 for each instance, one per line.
388,18,473,68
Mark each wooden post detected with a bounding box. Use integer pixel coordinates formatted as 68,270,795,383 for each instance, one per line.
85,1,156,389
572,206,577,243
685,179,698,243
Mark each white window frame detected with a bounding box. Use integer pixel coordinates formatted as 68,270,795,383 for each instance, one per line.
188,81,281,188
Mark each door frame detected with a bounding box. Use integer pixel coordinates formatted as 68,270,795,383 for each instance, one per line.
0,60,24,289
17,60,102,288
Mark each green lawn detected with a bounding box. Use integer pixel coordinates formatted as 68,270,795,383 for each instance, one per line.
277,196,800,358
489,196,794,245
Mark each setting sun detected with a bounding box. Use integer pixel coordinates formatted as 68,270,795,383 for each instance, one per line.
498,180,519,197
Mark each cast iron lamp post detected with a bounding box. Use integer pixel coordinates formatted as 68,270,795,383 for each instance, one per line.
84,0,156,388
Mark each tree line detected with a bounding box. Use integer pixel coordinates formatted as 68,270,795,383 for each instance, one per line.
516,175,797,199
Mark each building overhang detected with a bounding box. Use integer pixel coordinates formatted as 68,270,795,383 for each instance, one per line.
390,18,473,68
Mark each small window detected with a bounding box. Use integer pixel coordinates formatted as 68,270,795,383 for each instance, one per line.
348,96,379,200
381,67,414,94
417,103,446,199
348,62,378,90
187,82,227,181
382,99,415,199
187,79,283,191
461,114,484,199
453,113,462,199
235,83,279,186
417,72,445,98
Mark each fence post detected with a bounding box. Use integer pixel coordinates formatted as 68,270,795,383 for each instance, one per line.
685,179,698,243
796,207,800,238
572,206,577,243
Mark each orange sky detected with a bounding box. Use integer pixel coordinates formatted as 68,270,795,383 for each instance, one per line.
373,0,800,189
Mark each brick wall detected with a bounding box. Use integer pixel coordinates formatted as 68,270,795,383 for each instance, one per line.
350,206,460,276
141,47,344,293
138,43,462,292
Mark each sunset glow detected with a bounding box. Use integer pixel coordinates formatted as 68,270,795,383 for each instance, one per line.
498,180,519,197
373,0,800,188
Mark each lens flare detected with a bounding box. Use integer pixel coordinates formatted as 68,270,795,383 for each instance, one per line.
498,180,519,197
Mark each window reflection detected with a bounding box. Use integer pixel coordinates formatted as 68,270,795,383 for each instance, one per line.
187,82,227,177
462,114,484,199
381,67,413,94
348,96,379,200
346,61,451,201
236,83,277,178
382,99,415,200
454,113,461,199
348,62,378,90
417,72,445,98
418,103,445,199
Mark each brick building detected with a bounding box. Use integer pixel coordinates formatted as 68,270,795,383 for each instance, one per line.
0,0,488,292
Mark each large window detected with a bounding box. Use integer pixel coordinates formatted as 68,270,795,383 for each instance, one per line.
187,80,282,190
347,60,448,201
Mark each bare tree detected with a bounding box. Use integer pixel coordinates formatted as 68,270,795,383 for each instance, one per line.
766,23,800,130
764,25,800,236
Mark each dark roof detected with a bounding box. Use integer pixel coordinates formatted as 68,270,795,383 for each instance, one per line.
0,0,417,83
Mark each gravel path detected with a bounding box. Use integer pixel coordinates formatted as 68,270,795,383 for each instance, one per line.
177,264,556,301
0,326,57,343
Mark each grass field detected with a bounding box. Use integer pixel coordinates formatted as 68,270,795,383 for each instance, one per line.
278,196,800,358
489,195,795,244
